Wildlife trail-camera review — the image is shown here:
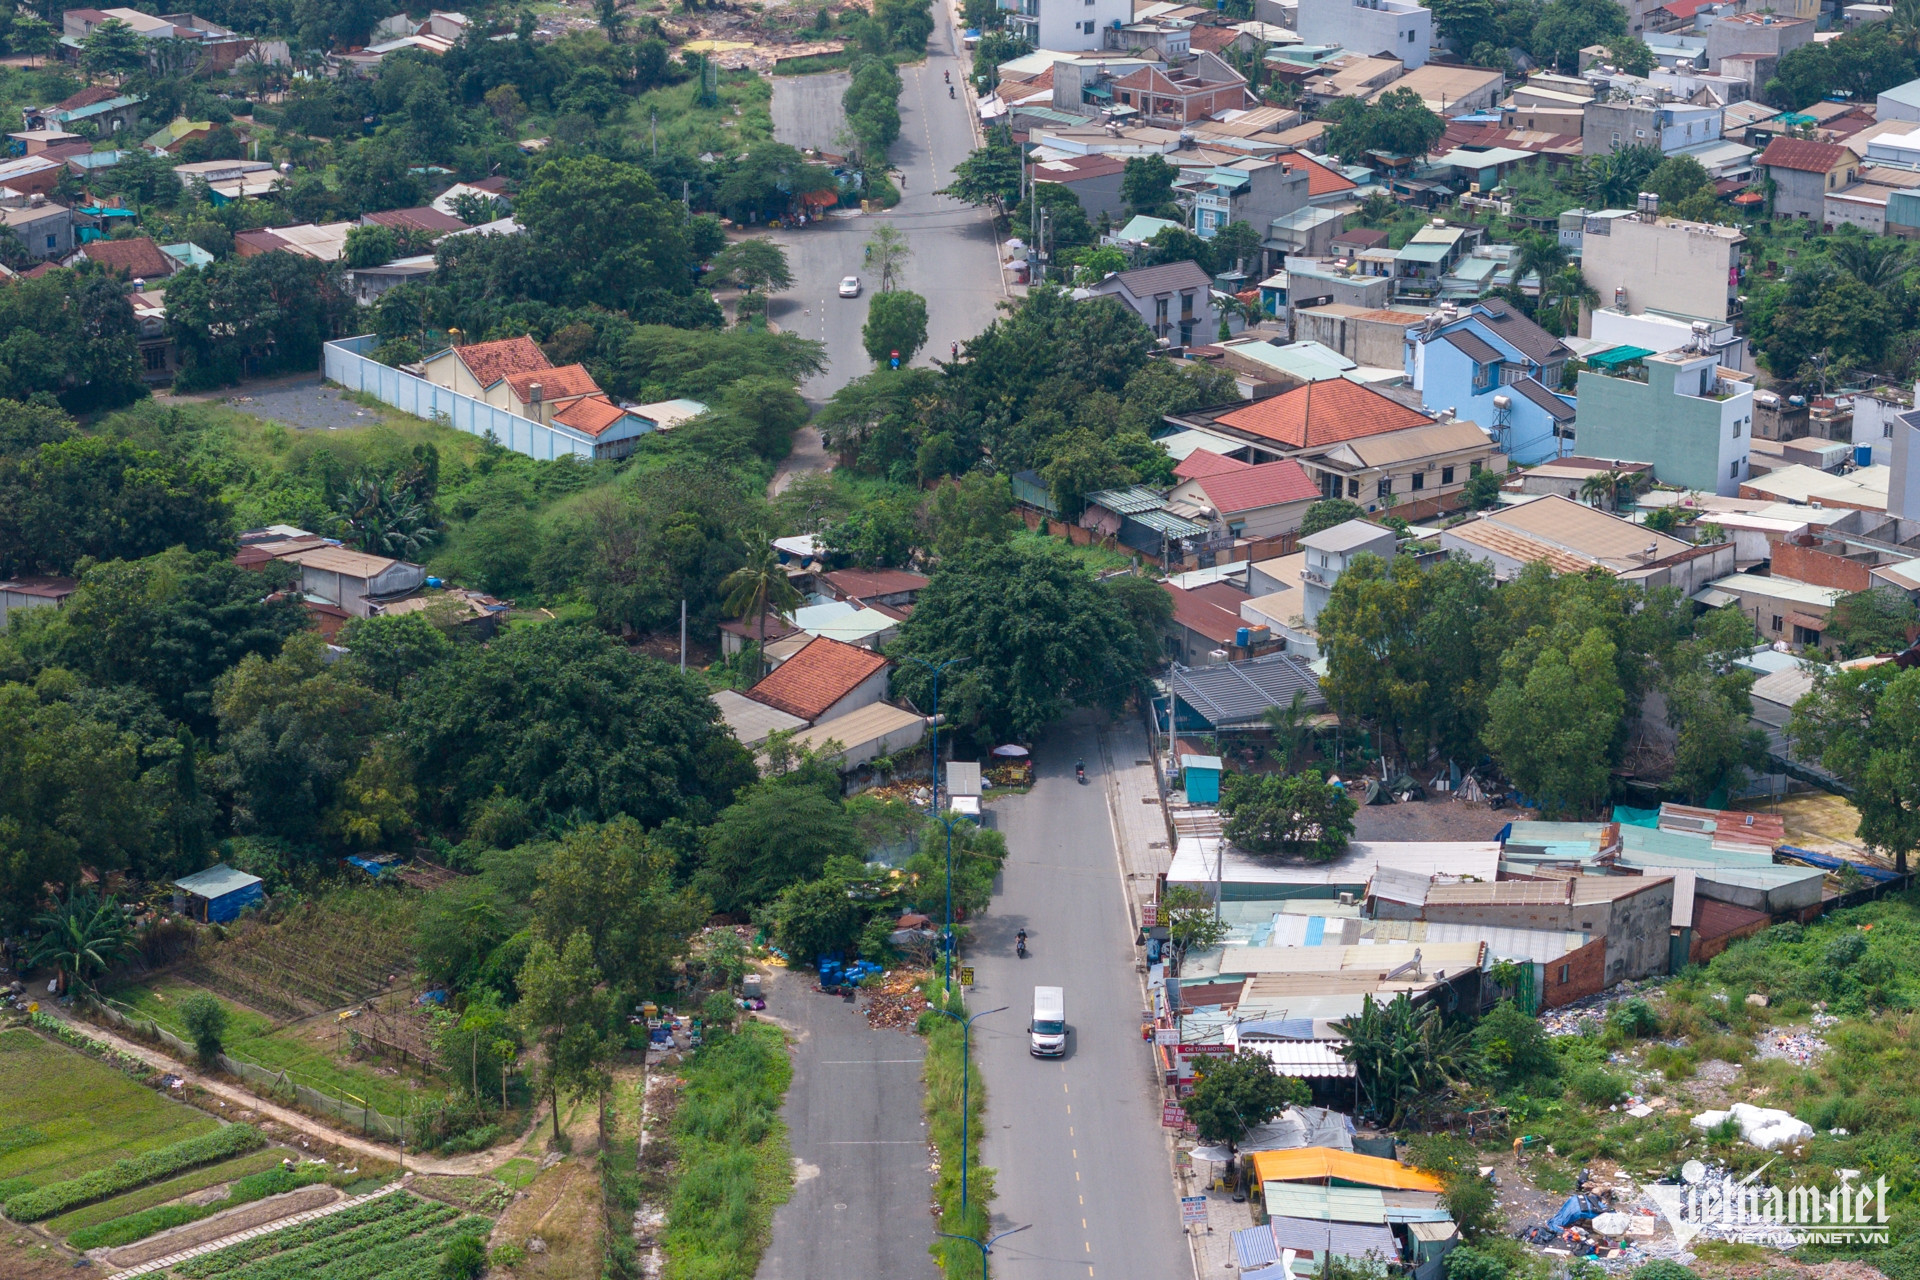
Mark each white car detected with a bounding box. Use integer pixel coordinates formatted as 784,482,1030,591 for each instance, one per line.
838,276,862,298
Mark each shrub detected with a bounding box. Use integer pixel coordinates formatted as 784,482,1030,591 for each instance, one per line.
4,1125,265,1221
1632,1262,1700,1280
1826,931,1868,969
440,1233,488,1279
1446,1244,1511,1280
1607,998,1661,1039
178,990,228,1066
1565,1065,1625,1106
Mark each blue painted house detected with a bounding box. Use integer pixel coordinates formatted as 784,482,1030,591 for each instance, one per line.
1405,298,1575,465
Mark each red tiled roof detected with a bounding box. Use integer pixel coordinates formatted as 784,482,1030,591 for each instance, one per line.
1195,458,1321,514
1657,0,1714,16
1330,227,1389,250
1174,450,1252,481
551,395,628,438
56,84,122,112
1284,153,1356,197
364,206,468,235
1213,379,1433,450
745,635,891,722
504,362,600,404
80,235,174,280
0,575,77,598
822,567,930,599
1161,581,1253,646
1759,138,1851,174
1187,24,1240,51
455,335,550,388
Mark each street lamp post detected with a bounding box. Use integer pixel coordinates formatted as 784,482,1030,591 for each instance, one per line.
933,1224,1032,1278
902,655,966,984
927,1003,1006,1213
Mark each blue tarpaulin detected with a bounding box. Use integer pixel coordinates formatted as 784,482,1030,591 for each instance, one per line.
1777,845,1904,884
345,856,391,877
1611,806,1660,828
1546,1195,1605,1232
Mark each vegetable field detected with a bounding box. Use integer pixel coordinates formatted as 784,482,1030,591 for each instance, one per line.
177,887,420,1022
43,1148,289,1238
166,1190,490,1280
0,1028,219,1202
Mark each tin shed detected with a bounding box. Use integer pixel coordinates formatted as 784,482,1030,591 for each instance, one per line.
174,864,265,924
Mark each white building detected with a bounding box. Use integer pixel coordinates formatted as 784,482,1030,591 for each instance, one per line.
1578,211,1745,327
1000,0,1133,52
1294,0,1430,68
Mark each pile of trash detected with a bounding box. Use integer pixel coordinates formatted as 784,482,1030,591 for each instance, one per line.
863,969,930,1032
817,957,884,995
1537,981,1663,1037
1689,1103,1814,1150
1754,1011,1838,1066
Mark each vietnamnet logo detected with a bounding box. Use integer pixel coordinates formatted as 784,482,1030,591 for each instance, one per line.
1646,1160,1891,1248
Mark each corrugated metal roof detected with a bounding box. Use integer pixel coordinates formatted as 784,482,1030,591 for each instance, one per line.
1167,654,1327,728
1132,508,1213,537
1264,1184,1390,1224
1252,1148,1446,1192
1263,1216,1401,1264
175,863,264,898
1240,1041,1356,1077
1085,484,1170,515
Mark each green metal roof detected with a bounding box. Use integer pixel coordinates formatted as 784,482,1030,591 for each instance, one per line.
1587,344,1654,370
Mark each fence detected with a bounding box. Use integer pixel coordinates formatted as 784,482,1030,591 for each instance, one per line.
87,996,415,1145
323,335,597,463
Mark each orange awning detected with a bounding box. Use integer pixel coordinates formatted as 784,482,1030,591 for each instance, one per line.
799,189,839,207
1249,1147,1447,1192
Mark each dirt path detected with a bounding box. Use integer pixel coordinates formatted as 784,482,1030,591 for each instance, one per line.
36,1007,531,1176
768,423,832,497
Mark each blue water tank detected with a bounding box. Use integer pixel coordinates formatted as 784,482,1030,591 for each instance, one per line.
426,576,444,588
1855,444,1874,468
1235,626,1250,647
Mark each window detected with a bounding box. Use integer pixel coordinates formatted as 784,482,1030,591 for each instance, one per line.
1557,964,1571,984
1772,614,1784,632
1347,478,1360,497
1411,472,1425,492
1887,422,1895,438
1732,418,1741,438
1469,460,1482,476
1441,465,1455,485
1611,131,1621,145
1081,18,1094,30
143,346,167,371
45,234,55,249
1730,459,1741,478
1377,477,1393,499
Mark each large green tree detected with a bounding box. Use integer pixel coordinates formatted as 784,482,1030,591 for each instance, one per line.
939,127,1022,209
530,817,706,995
696,778,861,913
888,540,1158,742
1790,664,1920,873
1822,587,1920,659
401,624,754,831
863,289,929,367
514,155,694,313
513,930,617,1141
1323,89,1446,162
166,252,356,391
0,437,230,578
1121,155,1180,220
1484,626,1625,817
1219,770,1357,861
1185,1050,1310,1148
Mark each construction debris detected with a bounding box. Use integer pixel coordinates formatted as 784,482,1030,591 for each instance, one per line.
863,969,931,1031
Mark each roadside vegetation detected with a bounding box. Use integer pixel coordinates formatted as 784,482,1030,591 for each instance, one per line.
922,983,993,1280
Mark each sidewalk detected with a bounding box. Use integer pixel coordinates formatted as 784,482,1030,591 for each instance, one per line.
1097,715,1173,933
31,1006,524,1176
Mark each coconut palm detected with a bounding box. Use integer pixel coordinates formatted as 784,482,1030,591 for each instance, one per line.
721,541,802,680
1263,689,1317,773
1892,0,1920,52
1579,469,1620,509
1513,233,1569,300
335,474,437,559
28,891,132,995
1541,264,1599,337
1830,238,1908,290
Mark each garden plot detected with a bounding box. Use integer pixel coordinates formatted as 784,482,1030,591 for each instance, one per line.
177,888,419,1023
0,1028,219,1201
163,1189,490,1280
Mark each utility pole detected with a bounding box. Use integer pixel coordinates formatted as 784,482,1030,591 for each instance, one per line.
679,599,686,671
651,107,657,158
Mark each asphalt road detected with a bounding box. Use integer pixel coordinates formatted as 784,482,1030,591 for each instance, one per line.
768,3,1006,403
969,715,1192,1280
756,966,939,1280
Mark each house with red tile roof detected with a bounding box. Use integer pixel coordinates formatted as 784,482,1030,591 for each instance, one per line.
744,635,893,724
819,567,929,608
501,363,602,418
1173,450,1251,483
1160,579,1278,665
1201,378,1435,453
1168,457,1322,538
361,206,469,237
420,334,552,401
73,235,175,280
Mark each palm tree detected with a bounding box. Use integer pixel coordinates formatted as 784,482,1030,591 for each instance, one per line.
1263,689,1317,773
1830,238,1908,290
1892,0,1920,53
29,891,132,995
1579,470,1620,509
1513,233,1569,301
1541,264,1599,337
721,542,802,681
1332,992,1472,1126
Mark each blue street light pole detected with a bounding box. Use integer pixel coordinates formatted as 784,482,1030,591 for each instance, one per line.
902,655,965,984
927,1003,1005,1213
933,1224,1031,1278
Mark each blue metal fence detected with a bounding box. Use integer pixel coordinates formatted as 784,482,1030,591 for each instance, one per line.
323,335,596,461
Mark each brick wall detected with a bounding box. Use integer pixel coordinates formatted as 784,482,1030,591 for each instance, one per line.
1540,936,1607,1008
1768,538,1873,592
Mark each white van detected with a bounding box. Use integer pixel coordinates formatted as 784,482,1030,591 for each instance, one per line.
1030,986,1066,1056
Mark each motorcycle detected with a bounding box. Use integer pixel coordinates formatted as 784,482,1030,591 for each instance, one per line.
1075,761,1086,785
949,85,955,98
1016,932,1029,959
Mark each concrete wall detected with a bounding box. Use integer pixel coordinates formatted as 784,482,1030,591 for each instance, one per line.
1574,355,1752,496
813,665,893,727
1600,880,1675,981
1005,0,1132,52
1295,307,1420,369
1892,405,1920,520
1705,16,1812,70
1580,216,1741,323
1295,0,1430,66
1769,162,1853,220
326,337,596,462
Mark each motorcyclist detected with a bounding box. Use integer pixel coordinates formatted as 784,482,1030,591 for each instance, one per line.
1075,759,1086,782
944,69,951,83
1016,929,1028,955
949,84,955,98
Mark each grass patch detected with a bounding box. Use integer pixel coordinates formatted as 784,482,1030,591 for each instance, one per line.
618,70,774,157
1010,527,1140,574
106,978,431,1115
661,1018,795,1280
0,1027,220,1201
43,1147,288,1237
495,1157,539,1191
921,983,993,1280
65,1162,330,1250
772,49,859,75
409,1174,516,1215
